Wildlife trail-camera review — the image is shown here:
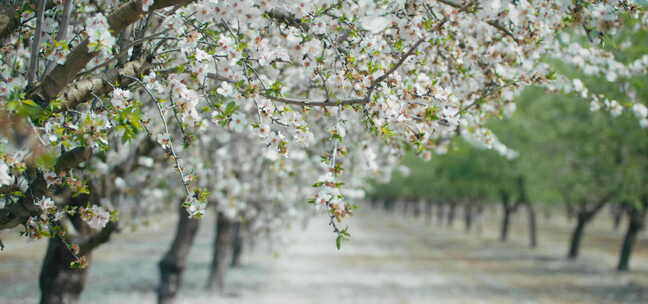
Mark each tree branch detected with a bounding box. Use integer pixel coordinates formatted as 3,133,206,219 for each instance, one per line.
27,0,47,86
0,147,94,230
56,58,150,111
36,0,196,102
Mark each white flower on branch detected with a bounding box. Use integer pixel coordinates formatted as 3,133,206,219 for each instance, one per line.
34,197,55,210
0,161,11,186
110,88,132,110
86,13,115,56
80,206,110,230
184,196,207,218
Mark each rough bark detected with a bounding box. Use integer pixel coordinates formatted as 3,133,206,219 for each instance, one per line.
39,194,114,304
39,237,91,304
36,0,196,103
205,212,234,292
0,147,93,230
56,59,149,111
157,204,201,304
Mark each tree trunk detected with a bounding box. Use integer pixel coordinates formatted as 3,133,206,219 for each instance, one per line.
474,205,484,235
413,200,421,218
39,193,113,304
544,207,552,222
567,214,587,259
500,204,511,242
565,202,575,223
436,203,445,226
402,201,410,216
158,205,201,304
383,199,392,212
423,201,432,225
499,190,514,242
39,237,91,304
617,202,647,271
206,212,234,292
612,205,624,231
231,222,243,267
464,203,473,232
526,203,538,248
567,201,608,260
447,202,456,228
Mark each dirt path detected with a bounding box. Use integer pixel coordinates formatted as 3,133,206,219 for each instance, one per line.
1,207,647,303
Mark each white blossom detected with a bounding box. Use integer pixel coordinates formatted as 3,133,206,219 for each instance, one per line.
81,206,111,230
0,161,11,186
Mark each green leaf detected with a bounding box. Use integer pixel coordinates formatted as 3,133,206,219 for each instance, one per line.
336,234,343,250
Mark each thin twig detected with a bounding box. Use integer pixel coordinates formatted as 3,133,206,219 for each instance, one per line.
122,75,191,197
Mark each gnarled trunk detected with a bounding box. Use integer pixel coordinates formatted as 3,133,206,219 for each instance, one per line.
617,201,647,271
205,212,234,292
158,205,201,304
39,192,114,304
567,214,587,259
567,199,609,260
39,237,91,304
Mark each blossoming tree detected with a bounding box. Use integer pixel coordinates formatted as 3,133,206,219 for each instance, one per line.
0,0,644,303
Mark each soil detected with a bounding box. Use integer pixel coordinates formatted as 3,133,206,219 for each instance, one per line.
0,205,647,304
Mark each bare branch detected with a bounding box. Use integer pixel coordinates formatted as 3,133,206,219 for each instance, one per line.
486,20,520,44
27,0,47,86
